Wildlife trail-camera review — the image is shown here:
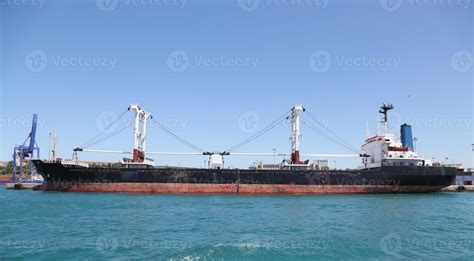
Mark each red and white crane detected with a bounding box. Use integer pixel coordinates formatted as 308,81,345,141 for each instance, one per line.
72,103,359,169
289,104,304,164
128,104,153,164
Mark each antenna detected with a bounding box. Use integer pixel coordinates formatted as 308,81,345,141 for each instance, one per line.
376,114,380,136
365,121,370,139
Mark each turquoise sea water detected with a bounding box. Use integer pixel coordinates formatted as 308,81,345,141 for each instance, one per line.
0,189,473,260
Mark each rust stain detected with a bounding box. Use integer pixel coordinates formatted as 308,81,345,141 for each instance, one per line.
37,183,444,194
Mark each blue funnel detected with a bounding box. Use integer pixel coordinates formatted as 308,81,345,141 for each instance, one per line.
401,124,414,151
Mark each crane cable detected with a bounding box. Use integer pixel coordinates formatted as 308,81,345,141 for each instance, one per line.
82,125,130,149
304,110,360,151
151,118,206,153
226,109,291,152
302,111,361,154
80,109,130,149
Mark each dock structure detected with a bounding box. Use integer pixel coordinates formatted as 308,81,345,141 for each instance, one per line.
6,182,42,190
455,169,473,186
441,185,474,192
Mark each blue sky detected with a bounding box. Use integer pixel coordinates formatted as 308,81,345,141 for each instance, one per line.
0,0,472,169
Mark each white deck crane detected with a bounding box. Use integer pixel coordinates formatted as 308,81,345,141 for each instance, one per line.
289,104,305,164
71,103,359,169
128,104,153,164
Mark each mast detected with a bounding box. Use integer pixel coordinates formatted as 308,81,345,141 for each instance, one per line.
49,131,57,160
141,111,151,154
290,104,305,164
128,104,153,163
379,103,394,136
365,121,370,139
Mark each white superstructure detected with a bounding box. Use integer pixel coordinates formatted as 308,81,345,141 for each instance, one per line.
361,104,425,169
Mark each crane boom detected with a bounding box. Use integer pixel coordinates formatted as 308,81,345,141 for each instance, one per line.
28,114,38,154
74,148,205,156
74,148,132,154
147,152,205,156
300,153,359,158
73,148,359,158
228,153,289,157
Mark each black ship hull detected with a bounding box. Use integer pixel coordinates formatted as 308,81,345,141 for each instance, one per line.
32,160,456,194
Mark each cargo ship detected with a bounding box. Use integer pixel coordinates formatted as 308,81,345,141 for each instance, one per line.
32,104,456,194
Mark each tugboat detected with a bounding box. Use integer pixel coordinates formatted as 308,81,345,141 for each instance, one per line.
32,104,456,194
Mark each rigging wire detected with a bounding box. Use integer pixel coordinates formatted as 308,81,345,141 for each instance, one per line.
304,110,360,152
151,118,206,153
82,124,130,149
302,120,359,153
75,106,361,156
226,109,291,152
80,109,130,149
301,112,360,154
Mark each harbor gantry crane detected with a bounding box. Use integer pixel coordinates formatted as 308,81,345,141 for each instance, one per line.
12,114,40,180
